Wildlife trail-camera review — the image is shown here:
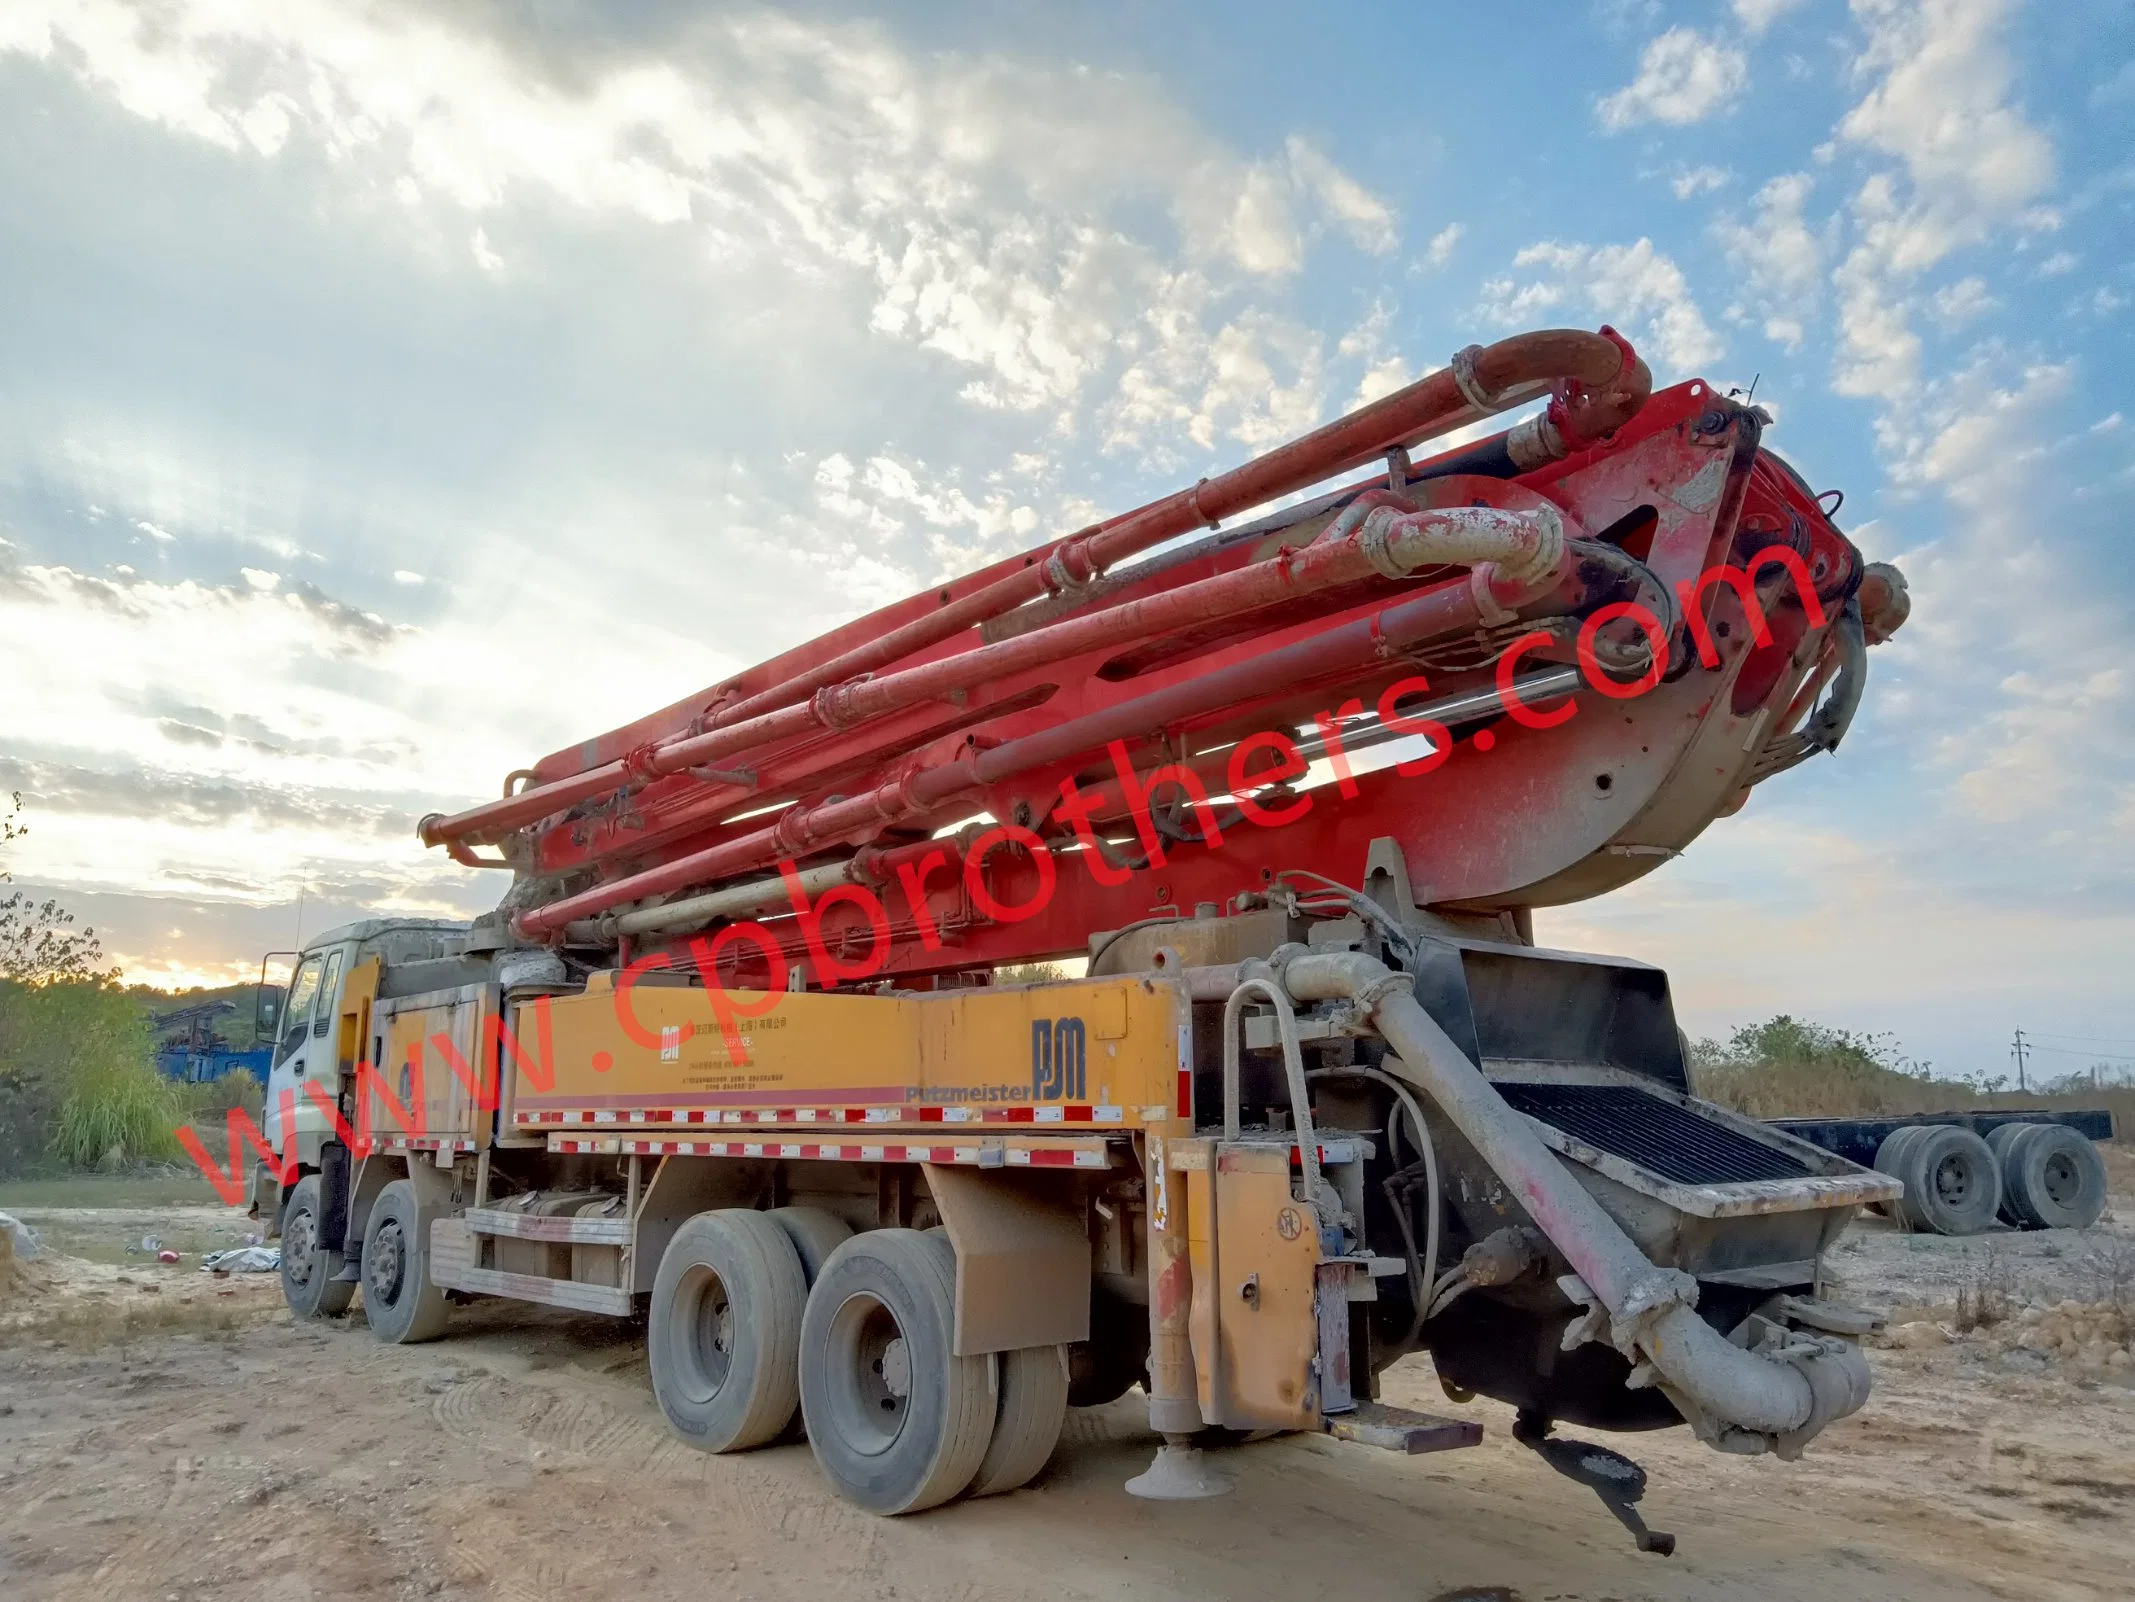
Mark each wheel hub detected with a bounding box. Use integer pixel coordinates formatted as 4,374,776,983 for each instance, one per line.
285,1208,316,1289
827,1292,912,1455
880,1336,911,1399
367,1218,405,1305
675,1266,735,1399
2043,1152,2079,1207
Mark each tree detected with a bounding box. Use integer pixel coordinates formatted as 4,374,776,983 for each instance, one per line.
0,794,171,1174
0,792,116,984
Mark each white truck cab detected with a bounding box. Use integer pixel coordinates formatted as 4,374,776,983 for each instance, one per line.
252,917,471,1227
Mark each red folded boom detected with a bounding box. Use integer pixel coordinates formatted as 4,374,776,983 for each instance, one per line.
418,325,1906,986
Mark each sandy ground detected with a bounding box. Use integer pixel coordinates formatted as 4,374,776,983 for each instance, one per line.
2,1159,2132,1602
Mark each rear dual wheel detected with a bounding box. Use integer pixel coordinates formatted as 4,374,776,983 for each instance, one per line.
647,1215,1067,1509
797,1229,996,1513
1999,1124,2107,1230
797,1229,1067,1512
1874,1125,2001,1236
648,1209,809,1452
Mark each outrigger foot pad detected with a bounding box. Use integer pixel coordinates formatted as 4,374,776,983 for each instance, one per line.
1125,1435,1235,1500
1513,1409,1675,1557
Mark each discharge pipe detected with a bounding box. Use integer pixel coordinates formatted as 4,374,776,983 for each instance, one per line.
1257,946,1871,1453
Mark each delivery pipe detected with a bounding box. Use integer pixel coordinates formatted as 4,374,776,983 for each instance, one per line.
428,329,1641,853
512,511,1574,940
432,501,1560,854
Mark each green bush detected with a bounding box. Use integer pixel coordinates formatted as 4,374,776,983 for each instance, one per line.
188,1066,265,1122
1692,1014,2133,1131
0,978,177,1175
1689,1014,1956,1120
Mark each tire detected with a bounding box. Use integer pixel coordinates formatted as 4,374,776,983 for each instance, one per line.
1067,1287,1147,1408
648,1210,808,1452
279,1174,354,1320
360,1178,450,1344
798,1229,997,1514
1895,1125,2002,1236
2002,1125,2107,1231
968,1345,1069,1497
1986,1123,2041,1224
1870,1125,1931,1220
767,1206,854,1286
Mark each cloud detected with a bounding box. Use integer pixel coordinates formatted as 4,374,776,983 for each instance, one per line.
1829,0,2054,400
1927,275,1996,327
1284,137,1399,256
1867,357,2132,866
1733,0,1807,34
1480,238,1723,373
2,1,1395,435
1597,28,1749,130
1670,165,1733,199
1840,0,2054,223
1712,172,1825,348
1415,222,1463,272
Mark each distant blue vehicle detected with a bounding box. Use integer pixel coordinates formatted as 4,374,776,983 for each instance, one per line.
154,1044,272,1087
152,997,272,1087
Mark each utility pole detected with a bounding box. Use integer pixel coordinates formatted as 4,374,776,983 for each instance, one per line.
2012,1028,2029,1093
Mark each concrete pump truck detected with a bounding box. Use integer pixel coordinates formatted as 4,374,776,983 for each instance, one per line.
240,326,1919,1548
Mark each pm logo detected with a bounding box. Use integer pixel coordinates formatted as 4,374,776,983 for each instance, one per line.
1030,1017,1087,1102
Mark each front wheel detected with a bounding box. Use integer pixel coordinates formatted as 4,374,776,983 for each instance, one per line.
279,1174,353,1320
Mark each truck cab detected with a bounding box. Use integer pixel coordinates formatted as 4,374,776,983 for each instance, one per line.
252,917,471,1228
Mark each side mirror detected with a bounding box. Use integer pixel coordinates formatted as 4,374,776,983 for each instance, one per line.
254,950,298,1047
255,985,283,1044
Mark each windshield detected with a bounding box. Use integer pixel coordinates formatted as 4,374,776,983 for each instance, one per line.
277,954,324,1065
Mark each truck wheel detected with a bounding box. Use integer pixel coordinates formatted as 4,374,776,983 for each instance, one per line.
1895,1125,2002,1236
798,1228,996,1514
1067,1286,1147,1407
279,1174,353,1320
1870,1125,1930,1218
361,1179,450,1343
968,1344,1069,1497
766,1206,853,1286
1985,1123,2040,1224
648,1209,807,1452
2002,1125,2107,1231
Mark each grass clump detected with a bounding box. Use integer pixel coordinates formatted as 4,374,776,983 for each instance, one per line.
1,1292,276,1352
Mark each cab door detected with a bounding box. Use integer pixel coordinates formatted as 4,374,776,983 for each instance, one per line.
261,946,344,1161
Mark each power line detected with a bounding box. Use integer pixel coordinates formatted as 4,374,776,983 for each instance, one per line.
2024,1029,2135,1046
2027,1044,2135,1063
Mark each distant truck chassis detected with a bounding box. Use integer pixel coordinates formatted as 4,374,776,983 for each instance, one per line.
223,326,1956,1552
1774,1111,2112,1236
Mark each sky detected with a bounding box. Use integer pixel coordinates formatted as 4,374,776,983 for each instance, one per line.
1,0,2130,1084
